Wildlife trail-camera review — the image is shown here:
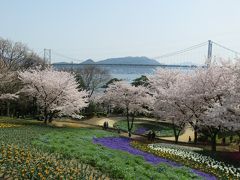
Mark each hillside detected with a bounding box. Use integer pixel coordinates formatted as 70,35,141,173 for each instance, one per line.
81,59,95,64
54,56,162,65
96,56,161,65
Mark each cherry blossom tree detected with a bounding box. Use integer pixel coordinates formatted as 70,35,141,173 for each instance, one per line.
222,61,240,142
100,81,153,137
148,65,238,146
191,64,236,151
178,89,206,144
19,67,89,123
0,71,18,100
0,63,19,116
199,101,236,151
149,69,195,143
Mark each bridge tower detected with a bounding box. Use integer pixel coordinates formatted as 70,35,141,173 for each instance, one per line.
44,49,51,64
206,40,212,66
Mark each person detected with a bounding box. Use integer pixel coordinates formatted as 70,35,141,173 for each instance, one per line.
189,136,192,142
106,121,109,129
103,121,106,130
152,131,156,142
147,131,152,141
222,137,226,145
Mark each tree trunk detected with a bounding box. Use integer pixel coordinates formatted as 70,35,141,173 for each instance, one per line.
173,126,179,144
211,134,217,152
194,130,198,144
126,107,131,137
44,117,47,124
48,113,54,123
44,107,48,124
175,135,179,144
6,101,10,117
130,116,134,131
127,115,135,137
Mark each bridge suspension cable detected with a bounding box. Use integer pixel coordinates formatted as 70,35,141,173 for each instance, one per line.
211,41,240,55
51,50,82,62
153,41,208,59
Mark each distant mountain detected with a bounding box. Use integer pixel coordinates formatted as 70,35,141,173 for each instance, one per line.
56,56,161,65
81,59,95,64
96,56,161,65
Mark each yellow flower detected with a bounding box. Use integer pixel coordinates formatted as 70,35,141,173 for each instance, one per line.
45,169,49,175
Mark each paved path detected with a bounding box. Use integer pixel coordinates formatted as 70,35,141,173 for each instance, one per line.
82,117,121,128
83,117,195,143
51,120,92,128
161,125,194,143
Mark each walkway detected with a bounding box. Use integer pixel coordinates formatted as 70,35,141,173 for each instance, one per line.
51,120,92,128
161,125,194,142
83,116,195,143
82,116,121,128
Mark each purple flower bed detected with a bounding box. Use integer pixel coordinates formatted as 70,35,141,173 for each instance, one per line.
134,127,148,134
93,137,217,180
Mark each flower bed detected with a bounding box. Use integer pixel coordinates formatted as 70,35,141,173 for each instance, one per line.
35,129,203,179
154,143,203,151
93,137,217,180
132,142,240,179
93,137,179,166
0,144,106,179
0,123,21,128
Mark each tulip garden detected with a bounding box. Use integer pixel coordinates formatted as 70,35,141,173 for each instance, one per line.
0,117,239,179
132,142,240,179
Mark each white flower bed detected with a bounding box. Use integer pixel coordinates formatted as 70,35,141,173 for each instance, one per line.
149,143,240,178
154,143,203,151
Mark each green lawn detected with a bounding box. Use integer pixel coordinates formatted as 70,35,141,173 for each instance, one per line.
0,117,201,179
113,119,180,137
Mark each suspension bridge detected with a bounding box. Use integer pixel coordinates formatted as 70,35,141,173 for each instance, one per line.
41,40,240,67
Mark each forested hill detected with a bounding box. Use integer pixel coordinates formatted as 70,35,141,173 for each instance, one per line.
94,56,161,65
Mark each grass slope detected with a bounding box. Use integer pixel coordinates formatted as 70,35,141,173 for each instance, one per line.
33,129,201,179
0,117,201,179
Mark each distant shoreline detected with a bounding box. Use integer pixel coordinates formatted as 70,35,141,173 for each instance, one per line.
52,63,200,68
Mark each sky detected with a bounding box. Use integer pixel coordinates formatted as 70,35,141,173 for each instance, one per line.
1,0,240,64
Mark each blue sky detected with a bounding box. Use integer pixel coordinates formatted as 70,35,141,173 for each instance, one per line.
1,0,240,64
